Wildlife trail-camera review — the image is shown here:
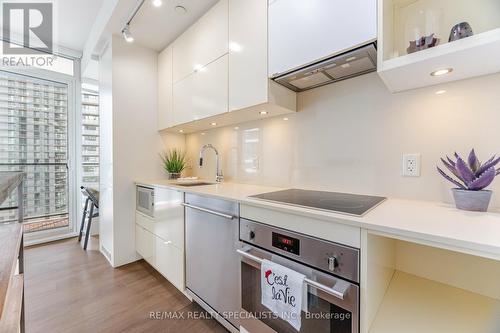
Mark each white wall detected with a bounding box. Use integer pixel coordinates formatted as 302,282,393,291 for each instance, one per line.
99,35,165,267
184,72,500,208
112,35,165,266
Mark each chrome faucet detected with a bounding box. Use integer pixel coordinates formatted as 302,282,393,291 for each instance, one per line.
199,144,224,183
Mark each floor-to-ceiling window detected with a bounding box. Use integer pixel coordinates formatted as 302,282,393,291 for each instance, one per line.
0,69,75,239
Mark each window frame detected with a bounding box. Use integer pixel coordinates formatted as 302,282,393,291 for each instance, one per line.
0,59,82,245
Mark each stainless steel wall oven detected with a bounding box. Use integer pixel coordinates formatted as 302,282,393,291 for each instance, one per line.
238,219,360,333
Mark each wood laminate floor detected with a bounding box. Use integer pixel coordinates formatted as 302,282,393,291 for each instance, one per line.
24,237,227,333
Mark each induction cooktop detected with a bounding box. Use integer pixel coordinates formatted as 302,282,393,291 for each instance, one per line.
249,189,386,216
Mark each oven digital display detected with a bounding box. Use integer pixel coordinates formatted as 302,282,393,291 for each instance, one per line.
272,232,300,255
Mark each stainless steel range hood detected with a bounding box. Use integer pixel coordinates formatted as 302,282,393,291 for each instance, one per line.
272,43,377,92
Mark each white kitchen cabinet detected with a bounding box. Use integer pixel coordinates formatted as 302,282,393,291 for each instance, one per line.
228,0,268,111
136,209,184,250
268,0,377,77
135,225,155,265
172,0,228,83
135,186,185,292
136,222,185,292
173,54,229,125
161,0,297,133
135,187,184,243
155,237,185,291
158,45,173,130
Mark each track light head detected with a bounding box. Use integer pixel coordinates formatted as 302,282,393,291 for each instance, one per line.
122,25,134,43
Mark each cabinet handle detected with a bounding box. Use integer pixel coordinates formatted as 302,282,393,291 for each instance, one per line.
181,203,235,220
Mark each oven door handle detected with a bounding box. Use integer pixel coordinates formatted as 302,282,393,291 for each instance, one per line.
237,248,346,301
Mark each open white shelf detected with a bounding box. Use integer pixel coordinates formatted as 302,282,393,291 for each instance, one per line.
362,232,500,333
378,28,500,92
377,0,500,92
369,271,500,333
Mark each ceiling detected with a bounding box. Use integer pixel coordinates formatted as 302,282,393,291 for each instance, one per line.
127,0,218,51
56,0,106,53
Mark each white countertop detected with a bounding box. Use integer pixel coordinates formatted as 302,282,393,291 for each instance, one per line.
136,179,500,260
136,179,282,201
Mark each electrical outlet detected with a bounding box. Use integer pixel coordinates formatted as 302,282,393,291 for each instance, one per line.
403,154,421,177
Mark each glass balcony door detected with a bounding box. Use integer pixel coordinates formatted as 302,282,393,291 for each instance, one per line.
0,69,77,243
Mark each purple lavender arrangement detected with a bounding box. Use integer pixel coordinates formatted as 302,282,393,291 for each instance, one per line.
437,149,499,211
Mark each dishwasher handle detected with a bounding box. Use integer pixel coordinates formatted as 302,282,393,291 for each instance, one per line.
237,248,346,301
182,203,236,220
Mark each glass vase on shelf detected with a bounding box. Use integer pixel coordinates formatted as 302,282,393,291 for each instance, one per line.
396,3,444,56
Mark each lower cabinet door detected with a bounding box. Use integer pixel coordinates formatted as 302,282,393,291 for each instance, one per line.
136,225,155,265
155,236,185,292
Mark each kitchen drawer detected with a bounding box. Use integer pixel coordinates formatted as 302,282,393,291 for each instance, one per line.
173,54,228,125
136,212,184,250
135,224,155,265
155,236,185,292
172,0,228,83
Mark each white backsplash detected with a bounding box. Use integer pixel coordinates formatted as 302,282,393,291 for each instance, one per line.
165,72,500,208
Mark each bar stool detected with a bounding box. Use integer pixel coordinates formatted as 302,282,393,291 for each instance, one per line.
78,186,99,250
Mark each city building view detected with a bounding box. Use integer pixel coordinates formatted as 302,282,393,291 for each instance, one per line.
0,71,100,233
0,71,69,232
80,87,100,213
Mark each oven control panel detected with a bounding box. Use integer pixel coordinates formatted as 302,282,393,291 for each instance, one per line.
240,218,360,283
272,232,300,255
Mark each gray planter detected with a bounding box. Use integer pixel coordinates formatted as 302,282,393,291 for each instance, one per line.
168,172,181,180
452,189,492,212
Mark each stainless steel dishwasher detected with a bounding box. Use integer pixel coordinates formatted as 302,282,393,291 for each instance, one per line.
183,193,240,333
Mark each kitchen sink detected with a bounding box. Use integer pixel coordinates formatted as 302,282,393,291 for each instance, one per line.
174,182,215,187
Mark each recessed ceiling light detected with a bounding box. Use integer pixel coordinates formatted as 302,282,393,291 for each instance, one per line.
435,90,447,95
234,127,239,130
179,129,184,133
283,117,289,121
211,122,217,126
229,42,242,53
175,5,187,14
152,0,162,7
201,132,206,136
259,111,268,115
430,68,453,76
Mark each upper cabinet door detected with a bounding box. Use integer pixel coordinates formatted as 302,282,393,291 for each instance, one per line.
268,0,377,77
158,45,173,130
173,55,229,125
228,0,268,112
173,0,229,83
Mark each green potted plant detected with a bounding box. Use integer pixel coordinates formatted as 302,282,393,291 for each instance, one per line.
161,149,186,180
437,149,499,212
